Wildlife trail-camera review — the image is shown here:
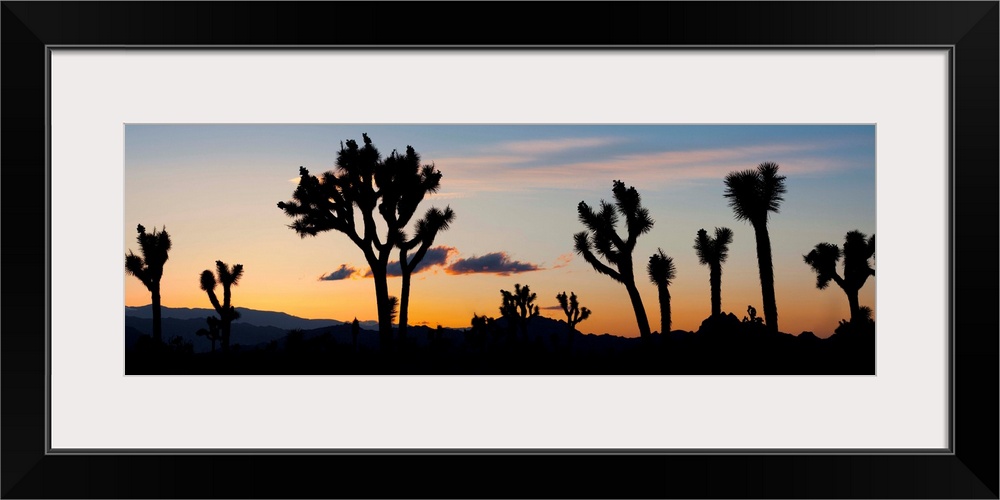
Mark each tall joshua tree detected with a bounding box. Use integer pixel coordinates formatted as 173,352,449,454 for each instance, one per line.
380,145,454,339
803,230,876,326
574,180,654,339
200,260,243,353
278,134,450,350
124,224,171,344
500,284,539,342
556,291,591,350
693,227,734,317
397,206,455,339
724,162,787,332
647,249,677,334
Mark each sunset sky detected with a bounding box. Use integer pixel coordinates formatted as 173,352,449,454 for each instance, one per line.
124,124,875,338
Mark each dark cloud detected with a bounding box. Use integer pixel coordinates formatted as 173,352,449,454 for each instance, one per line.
365,246,458,277
540,305,564,311
319,264,357,281
445,252,543,276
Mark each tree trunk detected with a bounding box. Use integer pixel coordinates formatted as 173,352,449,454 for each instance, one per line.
398,269,412,339
752,223,779,332
371,269,393,351
151,285,162,344
623,278,652,339
657,285,671,334
847,288,861,325
709,263,722,317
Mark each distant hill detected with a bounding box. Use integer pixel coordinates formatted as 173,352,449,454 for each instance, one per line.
124,305,376,330
124,304,636,354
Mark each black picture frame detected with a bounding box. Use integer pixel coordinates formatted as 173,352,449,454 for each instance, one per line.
2,2,996,498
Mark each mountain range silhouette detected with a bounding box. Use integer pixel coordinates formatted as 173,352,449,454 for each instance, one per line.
125,305,873,375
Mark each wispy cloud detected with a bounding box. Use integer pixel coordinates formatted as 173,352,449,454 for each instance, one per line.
432,141,857,194
319,264,358,281
364,246,459,278
551,253,573,269
499,137,621,155
445,252,543,276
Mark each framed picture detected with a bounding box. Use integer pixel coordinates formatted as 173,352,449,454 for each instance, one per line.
3,2,996,498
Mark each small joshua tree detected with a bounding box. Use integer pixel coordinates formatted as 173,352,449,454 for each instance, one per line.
556,291,591,351
647,249,677,334
803,230,876,326
195,316,222,353
200,260,243,353
500,284,539,342
125,224,171,344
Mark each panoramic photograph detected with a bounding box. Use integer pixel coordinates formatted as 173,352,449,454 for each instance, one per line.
124,124,876,375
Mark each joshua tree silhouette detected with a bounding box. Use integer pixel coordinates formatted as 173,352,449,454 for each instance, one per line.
500,284,539,342
556,291,591,350
693,227,734,317
803,230,876,326
124,224,171,344
278,134,451,350
398,206,455,339
199,260,243,353
724,162,786,332
195,316,222,353
647,249,677,334
574,180,654,339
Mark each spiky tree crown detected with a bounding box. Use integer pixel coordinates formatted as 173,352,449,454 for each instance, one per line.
124,224,171,290
200,260,243,319
573,180,654,282
500,284,539,320
803,243,842,289
803,230,875,290
215,260,244,287
556,291,591,325
647,248,677,287
723,162,787,225
278,134,447,258
694,227,734,265
843,231,875,277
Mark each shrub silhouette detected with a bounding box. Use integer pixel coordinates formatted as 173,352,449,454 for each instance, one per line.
647,249,677,334
469,314,498,350
199,260,243,353
556,291,591,351
693,227,734,317
574,180,654,339
724,162,786,332
125,224,171,344
500,284,539,342
278,134,451,351
803,230,876,326
743,304,763,324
